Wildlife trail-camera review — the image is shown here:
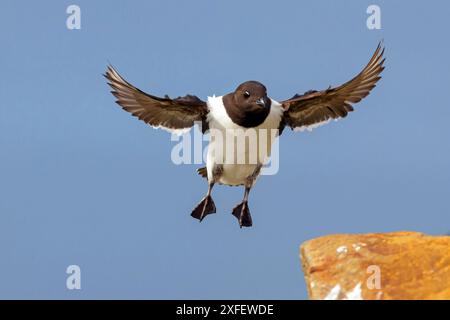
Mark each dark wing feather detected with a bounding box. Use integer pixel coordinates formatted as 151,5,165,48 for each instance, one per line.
282,42,385,132
105,66,209,133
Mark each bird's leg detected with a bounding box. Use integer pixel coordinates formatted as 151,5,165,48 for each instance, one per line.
232,164,262,228
191,183,216,221
232,186,252,228
191,165,222,222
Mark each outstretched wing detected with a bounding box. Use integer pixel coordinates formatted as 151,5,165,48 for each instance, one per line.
282,42,385,132
105,66,209,133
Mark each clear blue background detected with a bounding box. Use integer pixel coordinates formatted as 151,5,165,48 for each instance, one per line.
1,0,449,299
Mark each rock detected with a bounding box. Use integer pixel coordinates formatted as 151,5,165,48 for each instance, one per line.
300,231,450,300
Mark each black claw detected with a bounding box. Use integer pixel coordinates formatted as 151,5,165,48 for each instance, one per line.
191,195,216,221
232,201,253,228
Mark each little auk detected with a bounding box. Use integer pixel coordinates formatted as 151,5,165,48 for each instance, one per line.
105,42,385,228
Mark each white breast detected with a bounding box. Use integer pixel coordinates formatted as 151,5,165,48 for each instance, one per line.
205,96,284,186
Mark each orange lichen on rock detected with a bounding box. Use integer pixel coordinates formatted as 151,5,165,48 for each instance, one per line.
300,231,450,300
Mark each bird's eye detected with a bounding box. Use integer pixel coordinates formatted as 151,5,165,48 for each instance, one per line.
244,91,250,98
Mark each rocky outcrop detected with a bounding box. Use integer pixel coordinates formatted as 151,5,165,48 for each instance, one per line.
300,231,450,300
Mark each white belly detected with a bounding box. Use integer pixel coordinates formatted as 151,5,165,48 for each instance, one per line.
205,96,283,186
219,163,259,186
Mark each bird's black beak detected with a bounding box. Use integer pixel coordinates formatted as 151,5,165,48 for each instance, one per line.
256,98,266,108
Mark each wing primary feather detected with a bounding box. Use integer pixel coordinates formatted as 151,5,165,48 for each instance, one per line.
105,66,209,133
281,42,385,132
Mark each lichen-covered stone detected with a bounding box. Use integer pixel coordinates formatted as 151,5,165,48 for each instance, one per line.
300,231,450,300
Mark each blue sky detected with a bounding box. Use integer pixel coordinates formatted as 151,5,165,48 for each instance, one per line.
1,0,449,299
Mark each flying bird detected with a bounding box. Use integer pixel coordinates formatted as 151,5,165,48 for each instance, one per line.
105,42,385,228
